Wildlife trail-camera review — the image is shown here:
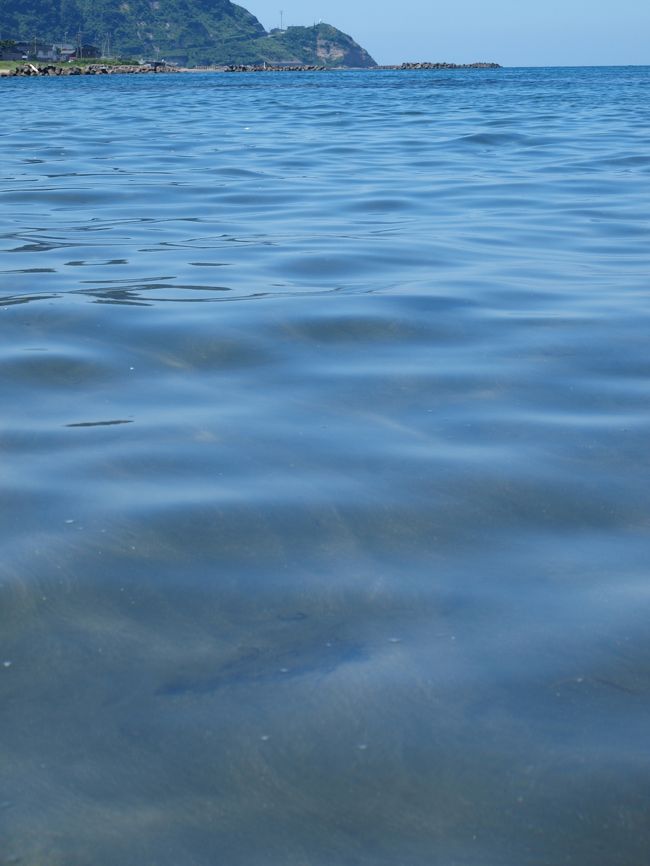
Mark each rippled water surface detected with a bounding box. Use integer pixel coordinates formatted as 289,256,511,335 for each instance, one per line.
2,67,650,865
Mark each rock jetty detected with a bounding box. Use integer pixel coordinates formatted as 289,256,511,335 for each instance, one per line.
223,64,326,73
7,63,181,77
3,60,501,78
380,62,501,70
223,61,500,72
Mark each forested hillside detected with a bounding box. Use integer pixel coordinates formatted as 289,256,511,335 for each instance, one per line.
0,0,376,66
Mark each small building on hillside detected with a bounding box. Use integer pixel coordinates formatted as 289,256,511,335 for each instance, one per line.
0,39,99,61
0,41,29,60
52,43,76,61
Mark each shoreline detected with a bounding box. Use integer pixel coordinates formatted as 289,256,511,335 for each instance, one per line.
1,60,501,77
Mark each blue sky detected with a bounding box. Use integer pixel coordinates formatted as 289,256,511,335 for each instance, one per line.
243,0,650,66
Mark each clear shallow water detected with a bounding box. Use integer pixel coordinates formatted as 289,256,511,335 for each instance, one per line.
1,66,650,864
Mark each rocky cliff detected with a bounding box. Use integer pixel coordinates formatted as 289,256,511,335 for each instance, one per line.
255,24,377,69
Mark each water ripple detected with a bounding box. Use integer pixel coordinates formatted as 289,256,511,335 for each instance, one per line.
2,66,650,866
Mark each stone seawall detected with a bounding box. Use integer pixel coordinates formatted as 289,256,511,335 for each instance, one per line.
223,64,326,72
7,63,182,77
379,62,501,70
2,60,501,78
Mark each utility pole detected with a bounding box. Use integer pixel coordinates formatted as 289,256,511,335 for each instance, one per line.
280,10,283,31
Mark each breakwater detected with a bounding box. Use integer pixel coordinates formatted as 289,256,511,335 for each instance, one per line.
217,61,501,73
380,61,501,69
6,62,182,76
223,62,501,72
4,60,501,77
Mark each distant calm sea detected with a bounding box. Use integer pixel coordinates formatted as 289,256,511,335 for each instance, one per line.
1,66,650,865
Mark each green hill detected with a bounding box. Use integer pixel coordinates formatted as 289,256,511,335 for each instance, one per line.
254,24,377,69
0,0,377,67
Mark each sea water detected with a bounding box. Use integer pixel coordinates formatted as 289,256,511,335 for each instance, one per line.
1,67,649,865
